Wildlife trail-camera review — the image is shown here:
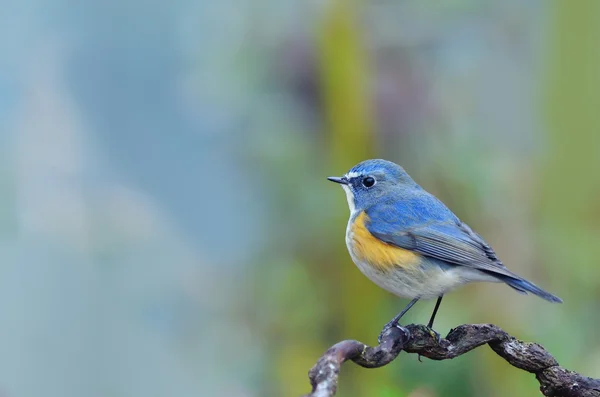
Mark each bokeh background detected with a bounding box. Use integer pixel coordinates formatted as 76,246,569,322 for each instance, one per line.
1,0,600,396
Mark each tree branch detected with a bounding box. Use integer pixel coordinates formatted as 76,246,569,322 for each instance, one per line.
302,324,600,397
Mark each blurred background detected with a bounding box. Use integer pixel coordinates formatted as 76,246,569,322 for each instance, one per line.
1,0,599,396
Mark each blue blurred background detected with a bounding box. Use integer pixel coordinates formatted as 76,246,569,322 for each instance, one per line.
1,1,599,396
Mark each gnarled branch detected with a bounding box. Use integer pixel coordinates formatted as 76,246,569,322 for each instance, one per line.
302,324,600,397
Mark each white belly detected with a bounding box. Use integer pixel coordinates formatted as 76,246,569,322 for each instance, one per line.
348,254,467,299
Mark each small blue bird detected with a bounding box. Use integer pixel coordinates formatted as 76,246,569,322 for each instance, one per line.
328,159,562,339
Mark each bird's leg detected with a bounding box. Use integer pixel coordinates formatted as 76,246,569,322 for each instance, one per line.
378,298,419,343
417,296,443,362
425,295,443,343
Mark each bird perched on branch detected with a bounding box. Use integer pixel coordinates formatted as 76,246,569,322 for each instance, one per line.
328,159,562,341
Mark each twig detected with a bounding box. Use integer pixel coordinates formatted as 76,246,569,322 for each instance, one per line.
302,324,600,397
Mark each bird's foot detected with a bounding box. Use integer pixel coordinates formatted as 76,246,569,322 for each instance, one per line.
378,319,401,344
425,326,442,344
417,326,442,362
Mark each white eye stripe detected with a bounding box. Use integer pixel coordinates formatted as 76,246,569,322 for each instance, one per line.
345,171,360,179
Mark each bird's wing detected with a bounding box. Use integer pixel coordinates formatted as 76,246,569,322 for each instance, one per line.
365,203,519,279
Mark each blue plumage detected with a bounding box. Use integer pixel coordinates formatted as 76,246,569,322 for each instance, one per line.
328,159,562,335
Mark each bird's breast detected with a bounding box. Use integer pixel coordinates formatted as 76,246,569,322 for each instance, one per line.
346,211,421,272
345,212,468,299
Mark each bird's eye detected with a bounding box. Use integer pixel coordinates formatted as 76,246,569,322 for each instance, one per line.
362,176,375,188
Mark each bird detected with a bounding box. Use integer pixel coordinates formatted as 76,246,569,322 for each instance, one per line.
328,159,562,341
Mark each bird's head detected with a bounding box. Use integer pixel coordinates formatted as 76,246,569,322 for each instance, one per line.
328,159,417,214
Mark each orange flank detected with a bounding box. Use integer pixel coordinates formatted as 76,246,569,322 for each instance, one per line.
350,211,421,272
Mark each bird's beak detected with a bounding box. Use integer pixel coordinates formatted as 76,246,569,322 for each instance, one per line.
327,176,348,185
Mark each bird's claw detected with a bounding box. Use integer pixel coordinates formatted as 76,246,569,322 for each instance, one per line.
378,325,393,344
378,320,402,344
417,326,442,362
426,326,442,344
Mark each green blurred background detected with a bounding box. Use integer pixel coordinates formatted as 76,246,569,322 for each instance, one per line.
1,0,599,396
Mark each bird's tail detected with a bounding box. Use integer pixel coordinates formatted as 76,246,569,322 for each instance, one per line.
499,276,563,303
